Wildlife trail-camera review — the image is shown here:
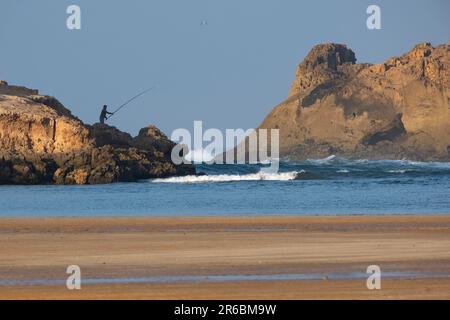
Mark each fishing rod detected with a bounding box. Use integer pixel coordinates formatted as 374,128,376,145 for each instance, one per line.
107,86,156,119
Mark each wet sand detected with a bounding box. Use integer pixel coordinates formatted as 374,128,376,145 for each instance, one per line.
0,215,449,299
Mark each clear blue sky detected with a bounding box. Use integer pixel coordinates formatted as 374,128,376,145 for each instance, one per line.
0,0,449,136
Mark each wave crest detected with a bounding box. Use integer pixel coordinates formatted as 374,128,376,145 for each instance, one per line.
306,155,336,164
151,170,302,183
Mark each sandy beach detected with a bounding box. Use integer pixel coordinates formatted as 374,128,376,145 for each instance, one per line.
0,215,449,299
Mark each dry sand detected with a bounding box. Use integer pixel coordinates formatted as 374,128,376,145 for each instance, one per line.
0,215,449,299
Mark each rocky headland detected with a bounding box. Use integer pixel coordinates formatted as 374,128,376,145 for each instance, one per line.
258,42,450,161
0,81,194,184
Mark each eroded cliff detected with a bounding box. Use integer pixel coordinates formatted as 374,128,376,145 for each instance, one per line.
0,81,194,184
259,42,450,160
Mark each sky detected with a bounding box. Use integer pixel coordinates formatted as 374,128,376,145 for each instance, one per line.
0,0,449,136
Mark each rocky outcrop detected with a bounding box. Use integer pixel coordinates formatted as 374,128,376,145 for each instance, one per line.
258,42,450,161
288,43,357,97
0,81,194,184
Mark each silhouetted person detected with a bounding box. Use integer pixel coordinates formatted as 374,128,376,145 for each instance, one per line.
99,105,113,124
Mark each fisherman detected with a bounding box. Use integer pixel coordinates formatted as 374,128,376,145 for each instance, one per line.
99,105,113,124
98,87,155,124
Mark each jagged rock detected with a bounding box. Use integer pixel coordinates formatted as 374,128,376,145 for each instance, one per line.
0,82,195,184
132,125,173,155
289,43,357,97
259,42,450,161
88,123,133,148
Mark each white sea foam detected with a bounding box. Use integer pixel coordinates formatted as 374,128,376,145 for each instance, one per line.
302,157,450,169
396,160,450,169
337,169,349,173
307,155,336,164
364,159,450,169
387,169,407,174
151,170,303,183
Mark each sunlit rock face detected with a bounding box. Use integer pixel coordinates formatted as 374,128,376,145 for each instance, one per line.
0,82,194,184
259,42,450,161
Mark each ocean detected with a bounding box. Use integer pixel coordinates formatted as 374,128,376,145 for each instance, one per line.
1,156,449,216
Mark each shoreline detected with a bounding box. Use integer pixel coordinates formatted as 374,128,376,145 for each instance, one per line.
1,215,449,299
2,212,450,219
2,279,450,300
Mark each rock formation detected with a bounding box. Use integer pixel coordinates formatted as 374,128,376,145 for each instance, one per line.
0,81,194,184
259,42,450,161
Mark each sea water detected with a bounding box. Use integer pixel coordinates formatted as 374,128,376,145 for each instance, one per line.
1,156,449,216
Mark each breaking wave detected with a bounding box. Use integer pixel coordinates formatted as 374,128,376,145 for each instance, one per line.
151,170,303,184
306,155,337,164
150,156,450,184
